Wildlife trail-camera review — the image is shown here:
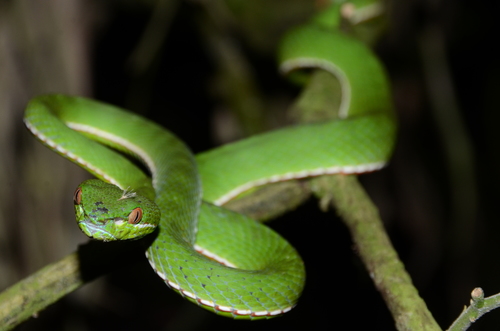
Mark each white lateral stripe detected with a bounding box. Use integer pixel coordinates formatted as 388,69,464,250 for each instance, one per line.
24,120,120,186
194,244,237,268
181,290,196,299
216,305,232,312
167,281,180,290
146,251,296,317
61,117,300,319
67,122,158,187
198,299,215,307
157,271,167,281
136,223,156,229
214,162,386,205
252,311,268,316
280,58,351,118
235,309,251,315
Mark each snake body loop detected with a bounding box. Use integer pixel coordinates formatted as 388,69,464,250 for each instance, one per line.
24,4,395,320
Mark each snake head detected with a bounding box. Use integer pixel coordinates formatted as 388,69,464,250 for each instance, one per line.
73,179,160,241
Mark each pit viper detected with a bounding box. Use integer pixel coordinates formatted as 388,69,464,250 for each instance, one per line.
24,1,395,320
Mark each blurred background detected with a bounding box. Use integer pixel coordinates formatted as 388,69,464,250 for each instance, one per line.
1,0,499,329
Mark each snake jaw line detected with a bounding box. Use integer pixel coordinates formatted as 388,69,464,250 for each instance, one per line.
78,221,117,242
135,223,156,230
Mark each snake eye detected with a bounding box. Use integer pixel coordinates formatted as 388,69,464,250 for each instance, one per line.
74,187,82,205
128,207,143,224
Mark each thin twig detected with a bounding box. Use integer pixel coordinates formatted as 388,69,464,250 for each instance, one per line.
447,288,500,331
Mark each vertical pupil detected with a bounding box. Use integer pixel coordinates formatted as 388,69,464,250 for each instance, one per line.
128,208,143,224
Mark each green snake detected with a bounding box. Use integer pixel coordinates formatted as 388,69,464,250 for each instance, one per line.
23,2,395,320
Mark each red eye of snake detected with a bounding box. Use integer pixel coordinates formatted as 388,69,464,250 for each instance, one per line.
74,187,82,205
128,207,143,224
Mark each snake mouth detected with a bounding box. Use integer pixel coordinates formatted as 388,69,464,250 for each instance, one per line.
75,204,118,241
77,220,117,242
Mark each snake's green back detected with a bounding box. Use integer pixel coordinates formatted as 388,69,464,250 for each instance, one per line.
23,1,396,320
25,95,305,319
198,114,394,204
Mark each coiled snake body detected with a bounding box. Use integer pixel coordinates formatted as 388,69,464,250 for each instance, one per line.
24,3,395,320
